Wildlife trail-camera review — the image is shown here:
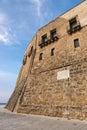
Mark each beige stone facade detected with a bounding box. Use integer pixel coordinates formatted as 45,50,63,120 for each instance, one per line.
6,0,87,120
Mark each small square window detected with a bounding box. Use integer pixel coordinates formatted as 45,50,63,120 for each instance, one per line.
50,29,57,39
74,39,80,48
51,48,55,56
39,53,43,60
42,34,47,43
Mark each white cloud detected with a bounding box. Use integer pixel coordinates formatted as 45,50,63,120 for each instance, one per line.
30,0,42,17
0,13,10,44
0,0,52,45
0,13,10,45
33,0,41,16
0,12,19,45
0,26,19,45
0,31,9,44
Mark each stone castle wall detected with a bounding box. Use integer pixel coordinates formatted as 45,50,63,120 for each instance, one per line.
6,0,87,120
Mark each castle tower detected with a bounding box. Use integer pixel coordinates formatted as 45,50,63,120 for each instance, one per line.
6,0,87,120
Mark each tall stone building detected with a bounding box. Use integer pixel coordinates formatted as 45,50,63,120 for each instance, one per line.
6,0,87,120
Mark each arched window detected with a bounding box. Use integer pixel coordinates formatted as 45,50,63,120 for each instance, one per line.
39,53,43,60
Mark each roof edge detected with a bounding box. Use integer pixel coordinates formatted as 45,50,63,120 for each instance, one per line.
38,0,84,31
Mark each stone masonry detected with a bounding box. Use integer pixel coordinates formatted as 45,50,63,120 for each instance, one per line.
6,0,87,120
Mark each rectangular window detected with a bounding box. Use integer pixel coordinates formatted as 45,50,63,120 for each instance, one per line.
42,34,47,43
69,18,77,29
67,16,81,35
39,53,43,60
51,48,55,56
74,39,80,48
50,29,57,39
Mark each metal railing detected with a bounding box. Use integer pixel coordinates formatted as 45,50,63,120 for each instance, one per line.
39,35,59,48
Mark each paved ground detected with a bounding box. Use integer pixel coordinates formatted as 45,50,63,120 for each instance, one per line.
0,107,87,130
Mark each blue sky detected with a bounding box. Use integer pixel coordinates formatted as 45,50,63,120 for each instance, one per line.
0,0,82,103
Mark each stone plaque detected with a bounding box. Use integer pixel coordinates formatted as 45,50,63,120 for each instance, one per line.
57,70,69,80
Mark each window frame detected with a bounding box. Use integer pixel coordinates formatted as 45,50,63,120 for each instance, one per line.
50,29,57,39
74,38,80,48
69,17,77,29
42,34,47,43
